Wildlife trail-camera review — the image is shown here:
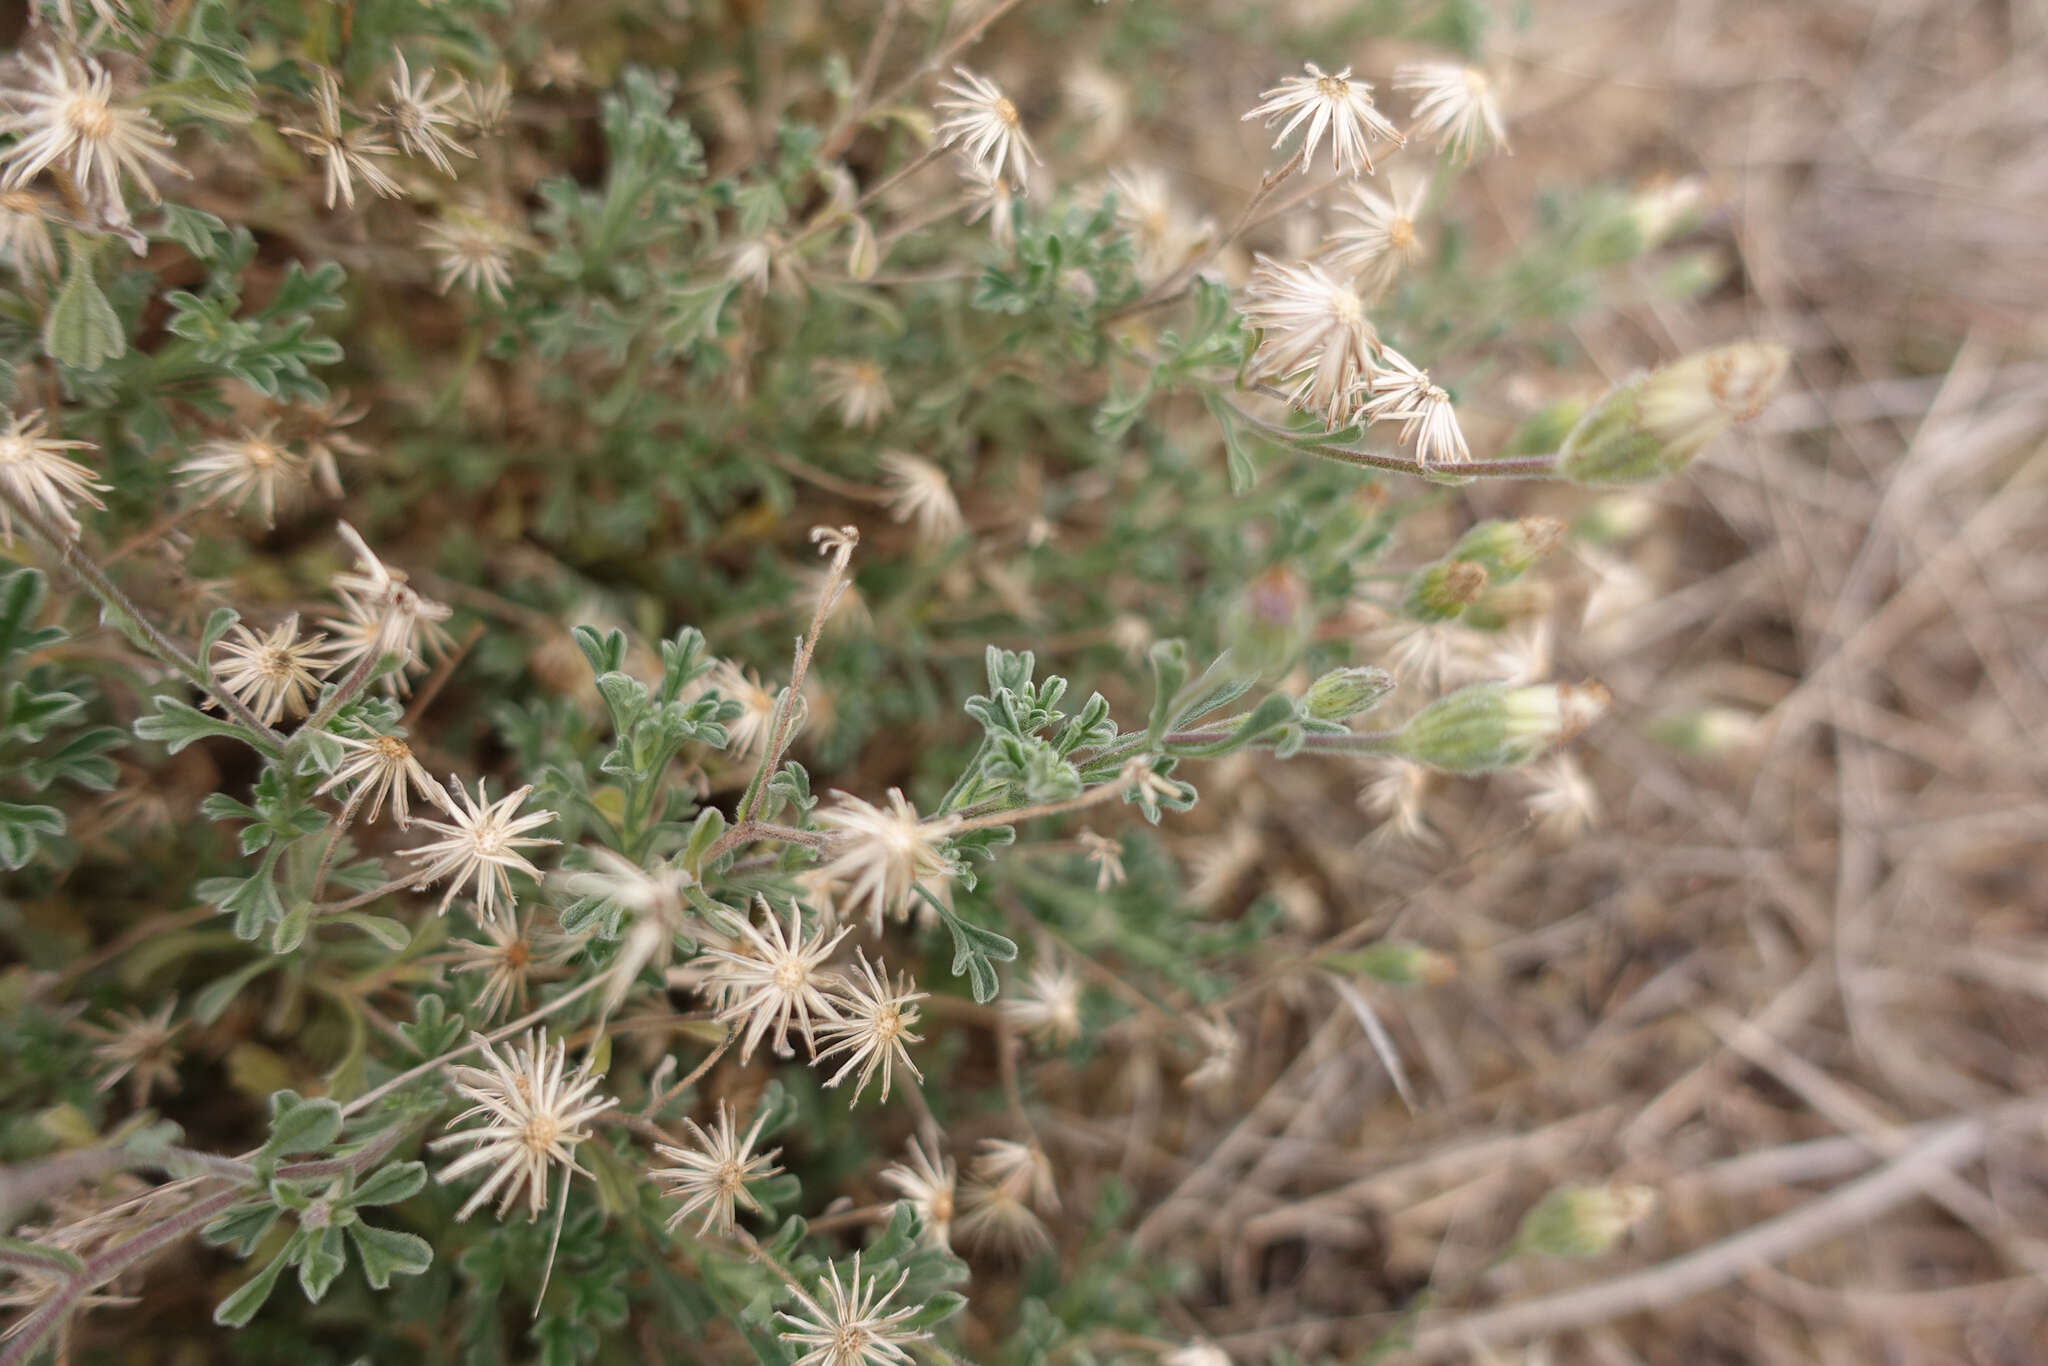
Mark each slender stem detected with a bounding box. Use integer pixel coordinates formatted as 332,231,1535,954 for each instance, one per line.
0,1187,243,1366
0,487,286,750
704,819,833,865
0,1127,410,1366
1104,147,1306,324
100,499,207,568
338,972,610,1120
1230,396,1561,481
312,872,420,915
646,1029,736,1115
787,145,947,257
945,776,1133,835
821,0,906,157
867,0,1032,115
300,643,383,739
306,784,368,905
737,534,857,825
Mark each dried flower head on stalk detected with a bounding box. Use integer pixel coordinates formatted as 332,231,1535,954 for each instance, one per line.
702,899,849,1060
935,67,1039,188
0,46,184,224
446,909,576,1020
775,1250,930,1366
879,1134,957,1247
1243,63,1402,177
317,730,439,828
431,1030,614,1222
405,776,559,921
651,1101,783,1235
878,453,965,546
0,408,106,542
211,615,336,725
1393,62,1510,163
1327,171,1428,298
81,1000,182,1108
283,69,403,210
817,951,926,1104
176,427,311,526
1243,258,1378,429
814,789,958,935
321,522,457,691
815,358,894,432
382,49,473,175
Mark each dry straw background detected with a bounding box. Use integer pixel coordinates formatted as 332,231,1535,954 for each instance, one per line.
1041,1,2048,1361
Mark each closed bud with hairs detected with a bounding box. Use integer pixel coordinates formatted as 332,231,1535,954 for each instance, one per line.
1449,517,1565,582
1401,558,1489,623
1395,680,1610,774
1303,665,1395,721
1560,343,1790,484
1514,1183,1658,1260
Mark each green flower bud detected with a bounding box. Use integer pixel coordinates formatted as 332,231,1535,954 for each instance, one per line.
845,217,879,282
1450,517,1565,583
1401,559,1489,623
1626,175,1705,250
1303,665,1395,721
1394,680,1610,774
1650,705,1760,756
1227,564,1311,674
1458,580,1547,633
1502,397,1587,457
1318,940,1455,986
1559,342,1789,485
1571,493,1659,545
1514,1184,1658,1260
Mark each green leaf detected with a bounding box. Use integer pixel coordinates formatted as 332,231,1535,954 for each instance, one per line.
0,568,63,662
1203,389,1260,493
398,995,465,1058
45,250,126,370
191,957,279,1025
134,696,250,753
1144,639,1188,747
213,1246,291,1326
346,1223,432,1289
350,1161,427,1208
203,1202,281,1255
660,279,735,348
140,76,256,123
0,802,64,870
155,204,231,260
271,898,311,954
331,913,411,951
0,1236,85,1275
261,1093,343,1162
930,896,1017,1004
297,1224,347,1302
45,253,124,370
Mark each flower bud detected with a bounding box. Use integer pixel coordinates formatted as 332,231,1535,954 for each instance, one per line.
1559,342,1789,485
1319,940,1456,986
1503,397,1586,457
1571,493,1659,545
1394,680,1610,774
845,217,879,282
1650,704,1761,756
1450,517,1564,583
1401,559,1489,623
1228,564,1311,673
1514,1184,1658,1260
1303,665,1395,721
1626,174,1705,250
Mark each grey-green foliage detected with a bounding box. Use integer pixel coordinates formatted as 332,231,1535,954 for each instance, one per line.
0,568,121,870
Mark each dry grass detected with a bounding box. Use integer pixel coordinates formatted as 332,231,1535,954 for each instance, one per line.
1027,1,2048,1361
